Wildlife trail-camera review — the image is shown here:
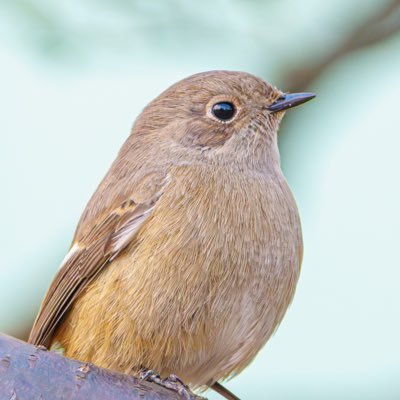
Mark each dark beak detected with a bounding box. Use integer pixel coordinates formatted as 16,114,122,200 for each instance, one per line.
267,92,316,113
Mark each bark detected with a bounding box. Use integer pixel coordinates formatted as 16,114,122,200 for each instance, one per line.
0,333,200,400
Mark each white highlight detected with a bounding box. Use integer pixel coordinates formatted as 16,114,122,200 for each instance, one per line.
59,243,81,269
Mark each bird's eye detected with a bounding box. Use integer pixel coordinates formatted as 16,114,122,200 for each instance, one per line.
211,102,236,121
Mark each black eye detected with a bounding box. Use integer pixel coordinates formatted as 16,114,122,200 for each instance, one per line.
211,102,236,121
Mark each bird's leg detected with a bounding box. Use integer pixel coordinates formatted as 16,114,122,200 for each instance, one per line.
139,368,204,400
211,381,241,400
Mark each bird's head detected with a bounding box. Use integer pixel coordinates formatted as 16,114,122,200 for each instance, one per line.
131,71,315,169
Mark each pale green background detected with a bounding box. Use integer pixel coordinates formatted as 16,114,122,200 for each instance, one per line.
0,1,399,399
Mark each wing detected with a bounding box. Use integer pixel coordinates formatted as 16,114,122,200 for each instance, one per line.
28,192,163,347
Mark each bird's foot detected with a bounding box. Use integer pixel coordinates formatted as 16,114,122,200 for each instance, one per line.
140,369,204,400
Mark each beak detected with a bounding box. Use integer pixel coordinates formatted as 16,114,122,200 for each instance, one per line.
267,92,316,113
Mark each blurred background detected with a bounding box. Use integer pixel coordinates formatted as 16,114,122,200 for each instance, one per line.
1,0,399,399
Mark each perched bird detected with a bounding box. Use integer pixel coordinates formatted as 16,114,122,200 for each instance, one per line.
29,71,314,399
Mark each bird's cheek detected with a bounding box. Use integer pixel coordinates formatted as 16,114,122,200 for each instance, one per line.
178,124,234,148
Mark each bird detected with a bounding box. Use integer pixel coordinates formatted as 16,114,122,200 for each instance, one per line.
28,70,314,399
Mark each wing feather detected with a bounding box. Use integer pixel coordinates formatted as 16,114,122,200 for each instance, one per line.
28,195,162,347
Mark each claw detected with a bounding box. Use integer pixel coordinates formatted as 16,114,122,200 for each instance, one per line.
139,369,160,381
139,369,204,400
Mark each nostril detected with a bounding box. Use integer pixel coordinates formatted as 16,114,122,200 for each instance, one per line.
264,96,285,109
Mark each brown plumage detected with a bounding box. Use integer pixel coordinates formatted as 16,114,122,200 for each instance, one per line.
29,71,312,392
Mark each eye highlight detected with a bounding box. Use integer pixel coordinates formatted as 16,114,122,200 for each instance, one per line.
211,102,236,121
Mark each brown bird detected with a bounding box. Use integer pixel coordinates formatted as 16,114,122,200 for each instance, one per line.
29,71,314,399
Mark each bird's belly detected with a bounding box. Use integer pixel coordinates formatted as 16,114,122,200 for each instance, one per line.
168,258,299,386
54,173,302,387
54,235,300,387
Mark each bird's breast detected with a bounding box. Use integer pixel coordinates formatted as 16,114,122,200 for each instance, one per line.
59,165,303,386
125,165,303,382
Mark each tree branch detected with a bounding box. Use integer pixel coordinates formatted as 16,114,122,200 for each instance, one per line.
285,0,400,91
0,333,201,400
